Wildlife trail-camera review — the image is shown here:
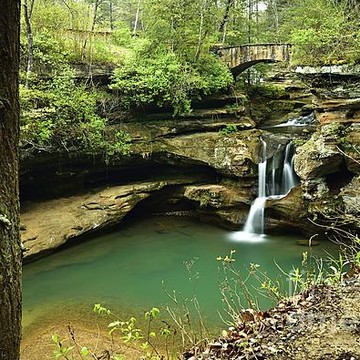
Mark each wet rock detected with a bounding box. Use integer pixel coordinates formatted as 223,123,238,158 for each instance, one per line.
314,98,360,125
301,177,329,200
296,239,320,246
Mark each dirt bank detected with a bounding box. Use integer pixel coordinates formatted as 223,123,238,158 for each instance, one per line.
185,273,360,360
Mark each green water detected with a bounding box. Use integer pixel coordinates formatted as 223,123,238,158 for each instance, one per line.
22,216,338,328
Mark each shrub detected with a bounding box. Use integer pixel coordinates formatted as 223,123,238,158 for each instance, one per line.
20,67,131,160
110,49,233,116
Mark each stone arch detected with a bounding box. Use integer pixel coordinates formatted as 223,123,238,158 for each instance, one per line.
215,44,292,76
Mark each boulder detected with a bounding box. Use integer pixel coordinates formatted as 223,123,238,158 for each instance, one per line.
183,184,251,208
266,187,307,231
294,127,344,180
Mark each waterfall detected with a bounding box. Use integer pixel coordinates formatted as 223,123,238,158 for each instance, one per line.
242,197,267,234
232,139,298,241
281,143,297,194
275,113,315,127
242,139,267,234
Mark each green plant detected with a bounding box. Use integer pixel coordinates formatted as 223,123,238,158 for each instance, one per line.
246,84,287,99
52,334,74,360
52,330,96,360
20,67,131,160
219,124,238,136
325,252,349,285
110,47,233,116
160,258,210,351
217,250,260,325
279,0,360,65
93,304,174,360
110,50,193,116
216,246,351,327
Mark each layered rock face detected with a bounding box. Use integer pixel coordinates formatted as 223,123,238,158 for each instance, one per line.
292,67,360,230
21,67,360,260
20,97,264,260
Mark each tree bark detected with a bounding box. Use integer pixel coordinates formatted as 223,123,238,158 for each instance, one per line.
0,1,21,360
23,0,34,88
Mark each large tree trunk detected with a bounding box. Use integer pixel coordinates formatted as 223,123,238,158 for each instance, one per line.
0,1,21,360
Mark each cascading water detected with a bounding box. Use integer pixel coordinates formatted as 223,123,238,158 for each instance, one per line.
274,113,315,127
231,139,298,241
281,143,298,194
242,139,267,234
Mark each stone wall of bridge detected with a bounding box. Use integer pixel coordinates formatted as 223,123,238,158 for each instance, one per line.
216,44,292,75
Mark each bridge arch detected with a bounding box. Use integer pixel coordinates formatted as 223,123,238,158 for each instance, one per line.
216,44,292,77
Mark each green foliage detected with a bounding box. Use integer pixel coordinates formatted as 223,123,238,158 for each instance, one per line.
246,84,287,99
52,334,74,359
93,304,174,359
145,307,160,320
111,23,132,47
142,0,218,62
110,50,191,115
279,0,360,64
93,303,111,315
32,30,69,74
195,54,234,95
20,67,131,160
219,124,238,136
217,246,350,323
110,48,233,116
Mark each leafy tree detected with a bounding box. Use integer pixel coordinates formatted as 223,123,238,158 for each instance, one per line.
0,1,22,359
109,0,234,115
20,66,131,159
110,44,233,115
278,0,360,64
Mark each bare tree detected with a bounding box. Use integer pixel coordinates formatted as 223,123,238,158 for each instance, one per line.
0,0,22,359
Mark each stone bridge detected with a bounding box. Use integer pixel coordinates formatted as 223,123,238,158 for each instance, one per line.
215,43,292,77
